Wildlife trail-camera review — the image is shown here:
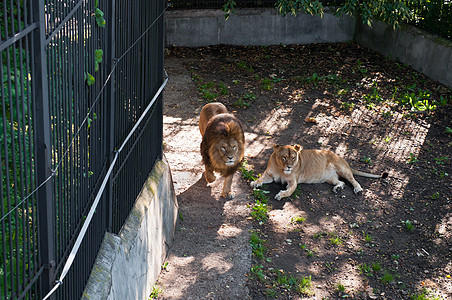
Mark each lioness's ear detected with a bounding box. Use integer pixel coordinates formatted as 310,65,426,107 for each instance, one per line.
273,144,282,151
293,144,302,152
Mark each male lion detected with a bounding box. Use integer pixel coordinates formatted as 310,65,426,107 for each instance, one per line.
251,144,388,200
199,102,245,199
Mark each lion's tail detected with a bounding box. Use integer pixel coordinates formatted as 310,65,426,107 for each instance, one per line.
352,169,389,179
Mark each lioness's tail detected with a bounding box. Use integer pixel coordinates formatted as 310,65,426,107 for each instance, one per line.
352,169,389,179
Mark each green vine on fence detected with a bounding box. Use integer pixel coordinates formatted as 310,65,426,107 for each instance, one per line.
86,1,105,87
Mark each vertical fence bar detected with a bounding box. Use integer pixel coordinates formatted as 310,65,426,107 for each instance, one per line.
32,0,56,298
106,1,116,231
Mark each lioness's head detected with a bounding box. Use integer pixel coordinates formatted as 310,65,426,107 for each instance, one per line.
217,138,240,166
273,144,301,175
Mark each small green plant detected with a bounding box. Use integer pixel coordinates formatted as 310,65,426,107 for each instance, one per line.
250,264,266,282
275,270,298,288
340,101,355,111
384,136,392,143
363,86,383,103
250,232,267,259
266,288,278,298
237,61,253,72
407,153,418,164
434,156,448,165
336,282,346,293
252,189,269,204
358,263,373,277
234,92,256,108
149,285,163,299
304,73,321,86
438,95,451,107
402,220,415,231
380,271,395,284
381,110,394,118
198,81,218,102
240,160,257,181
291,216,306,224
324,74,343,84
162,262,168,271
313,232,327,239
445,127,452,134
299,244,314,257
397,89,436,111
363,232,373,243
431,168,448,179
251,200,269,223
410,288,441,300
337,88,349,96
296,275,312,295
431,192,440,199
330,235,342,246
362,156,372,165
261,77,274,90
218,82,229,95
303,72,342,87
371,262,382,273
355,59,368,75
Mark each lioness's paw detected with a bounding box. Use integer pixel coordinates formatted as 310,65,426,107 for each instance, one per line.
250,180,261,189
332,186,341,193
353,187,363,194
222,191,235,199
274,192,283,201
332,182,345,194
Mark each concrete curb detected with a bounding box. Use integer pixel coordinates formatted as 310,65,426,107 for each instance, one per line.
82,155,178,300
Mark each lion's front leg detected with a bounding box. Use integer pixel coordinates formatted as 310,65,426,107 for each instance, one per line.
221,173,235,199
275,179,298,200
204,165,216,183
250,170,274,189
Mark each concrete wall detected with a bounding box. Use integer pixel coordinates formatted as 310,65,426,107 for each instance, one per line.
165,8,355,47
165,8,452,89
355,20,452,89
81,155,178,300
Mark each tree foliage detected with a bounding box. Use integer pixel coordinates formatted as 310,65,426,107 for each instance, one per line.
223,0,413,29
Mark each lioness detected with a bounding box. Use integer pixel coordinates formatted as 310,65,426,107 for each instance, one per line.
251,144,388,200
199,102,245,199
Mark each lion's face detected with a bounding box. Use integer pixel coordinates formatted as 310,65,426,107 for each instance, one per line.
217,138,239,167
201,112,245,177
274,145,301,175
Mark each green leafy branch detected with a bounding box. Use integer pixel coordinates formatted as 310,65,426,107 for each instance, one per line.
86,1,105,86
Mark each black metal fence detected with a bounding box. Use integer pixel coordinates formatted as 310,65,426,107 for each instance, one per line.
1,0,166,299
406,0,452,41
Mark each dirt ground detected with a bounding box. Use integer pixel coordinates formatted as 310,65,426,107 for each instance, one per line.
157,43,452,299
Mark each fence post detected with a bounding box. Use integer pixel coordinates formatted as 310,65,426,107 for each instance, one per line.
105,1,116,231
32,0,56,298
